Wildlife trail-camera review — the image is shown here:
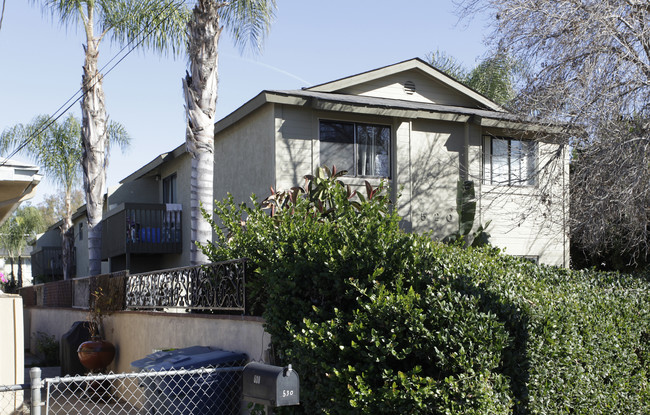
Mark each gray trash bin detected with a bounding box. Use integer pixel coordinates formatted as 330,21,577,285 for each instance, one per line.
131,346,247,415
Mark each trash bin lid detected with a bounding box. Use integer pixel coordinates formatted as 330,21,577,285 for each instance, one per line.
131,346,247,371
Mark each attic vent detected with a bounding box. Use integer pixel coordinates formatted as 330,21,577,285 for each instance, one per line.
403,80,416,95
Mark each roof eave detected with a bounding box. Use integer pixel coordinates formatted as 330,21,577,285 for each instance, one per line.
119,143,187,184
213,90,524,134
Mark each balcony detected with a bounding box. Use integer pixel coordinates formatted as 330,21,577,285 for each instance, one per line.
31,246,76,282
101,203,182,260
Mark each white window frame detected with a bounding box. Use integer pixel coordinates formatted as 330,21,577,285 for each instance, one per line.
319,119,392,179
483,135,537,186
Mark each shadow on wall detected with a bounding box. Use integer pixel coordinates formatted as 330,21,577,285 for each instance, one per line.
409,127,461,238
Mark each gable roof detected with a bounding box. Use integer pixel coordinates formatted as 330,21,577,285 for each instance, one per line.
306,57,505,112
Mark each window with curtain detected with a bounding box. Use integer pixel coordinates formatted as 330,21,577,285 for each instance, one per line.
319,120,391,178
483,136,536,186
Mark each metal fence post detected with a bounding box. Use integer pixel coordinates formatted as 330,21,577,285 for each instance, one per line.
30,367,42,415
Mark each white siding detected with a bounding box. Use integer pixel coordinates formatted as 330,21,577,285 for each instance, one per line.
475,139,569,266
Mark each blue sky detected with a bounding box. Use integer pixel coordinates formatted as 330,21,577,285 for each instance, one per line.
0,0,492,204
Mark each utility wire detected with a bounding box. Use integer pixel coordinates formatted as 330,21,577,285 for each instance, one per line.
0,0,185,167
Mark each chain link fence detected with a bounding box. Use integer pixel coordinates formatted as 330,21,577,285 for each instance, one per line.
1,366,244,415
0,383,29,415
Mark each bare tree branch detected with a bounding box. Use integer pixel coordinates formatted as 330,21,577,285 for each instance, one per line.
458,0,650,269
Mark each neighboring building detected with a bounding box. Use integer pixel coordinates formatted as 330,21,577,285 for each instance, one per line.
0,247,34,286
30,208,83,283
0,158,42,226
0,158,42,285
32,58,569,277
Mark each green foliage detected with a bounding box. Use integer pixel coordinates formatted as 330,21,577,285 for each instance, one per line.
37,0,189,58
35,331,60,366
218,0,277,53
204,168,650,414
1,114,130,195
36,189,85,228
0,205,46,259
427,49,522,106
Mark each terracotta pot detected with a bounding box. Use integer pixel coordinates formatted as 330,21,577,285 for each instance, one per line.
77,339,116,371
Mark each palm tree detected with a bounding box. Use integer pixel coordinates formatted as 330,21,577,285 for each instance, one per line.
183,0,276,265
34,0,189,275
1,114,129,279
0,206,45,290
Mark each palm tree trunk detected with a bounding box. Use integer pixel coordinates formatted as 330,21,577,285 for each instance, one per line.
62,228,75,280
81,8,108,276
9,256,15,291
17,255,22,287
183,0,221,266
62,190,74,279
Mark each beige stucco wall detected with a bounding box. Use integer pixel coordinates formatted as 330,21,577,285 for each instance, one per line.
409,119,464,237
275,106,395,194
107,312,268,373
0,295,24,400
24,307,269,374
214,104,275,207
0,295,23,412
270,104,568,266
275,104,315,190
108,176,159,207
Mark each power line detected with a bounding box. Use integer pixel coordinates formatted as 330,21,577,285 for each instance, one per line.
0,0,186,167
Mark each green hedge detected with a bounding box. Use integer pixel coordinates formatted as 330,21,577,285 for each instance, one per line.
202,169,650,414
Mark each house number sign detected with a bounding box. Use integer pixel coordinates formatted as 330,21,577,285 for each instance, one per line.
420,212,454,222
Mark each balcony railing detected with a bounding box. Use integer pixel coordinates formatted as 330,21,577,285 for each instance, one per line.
31,246,76,282
101,203,182,260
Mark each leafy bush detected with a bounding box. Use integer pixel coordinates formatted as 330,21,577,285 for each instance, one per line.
35,331,60,366
202,167,650,414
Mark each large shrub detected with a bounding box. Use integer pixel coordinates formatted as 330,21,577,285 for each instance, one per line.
202,168,513,413
202,168,650,414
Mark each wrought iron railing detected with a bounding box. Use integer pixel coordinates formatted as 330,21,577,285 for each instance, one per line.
125,259,246,312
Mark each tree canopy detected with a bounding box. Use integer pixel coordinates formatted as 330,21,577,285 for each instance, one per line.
0,205,45,288
427,49,521,106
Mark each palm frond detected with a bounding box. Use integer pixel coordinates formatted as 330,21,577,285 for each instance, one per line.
100,0,190,57
221,0,277,53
